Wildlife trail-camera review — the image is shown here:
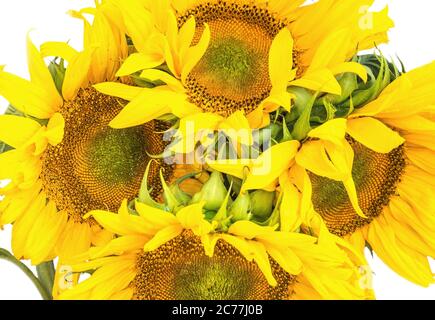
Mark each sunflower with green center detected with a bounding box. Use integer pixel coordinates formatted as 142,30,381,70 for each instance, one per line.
94,0,392,152
57,194,373,300
211,62,435,287
0,2,201,291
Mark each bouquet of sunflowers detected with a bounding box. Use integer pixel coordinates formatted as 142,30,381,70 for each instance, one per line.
0,0,433,300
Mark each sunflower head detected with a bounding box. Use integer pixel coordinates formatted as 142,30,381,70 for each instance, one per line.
58,166,372,300
180,1,289,117
40,87,174,223
309,136,406,236
133,230,294,300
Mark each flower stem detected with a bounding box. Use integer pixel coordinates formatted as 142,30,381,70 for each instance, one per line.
0,248,52,300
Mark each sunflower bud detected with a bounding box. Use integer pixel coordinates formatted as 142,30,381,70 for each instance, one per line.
250,190,275,220
335,54,400,113
170,184,191,206
229,192,252,222
190,171,228,211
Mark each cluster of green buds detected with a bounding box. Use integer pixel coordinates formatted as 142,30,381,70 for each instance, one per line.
153,53,404,159
261,53,404,145
133,163,280,232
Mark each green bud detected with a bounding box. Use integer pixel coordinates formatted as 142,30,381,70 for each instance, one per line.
190,171,228,211
169,184,191,206
266,123,282,142
287,87,313,117
315,72,359,107
358,54,401,80
336,54,399,113
250,190,275,220
229,192,251,222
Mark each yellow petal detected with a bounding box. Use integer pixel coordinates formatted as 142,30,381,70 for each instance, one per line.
343,177,366,219
89,235,147,259
143,224,183,252
0,69,56,118
45,113,65,146
206,159,255,180
88,210,150,236
181,24,210,84
140,69,184,92
228,221,276,240
290,69,342,95
12,192,46,259
242,141,300,191
40,41,78,62
220,234,255,260
178,15,196,58
330,62,367,83
62,49,94,100
308,118,347,145
246,106,270,129
266,245,303,275
94,82,143,101
269,27,294,91
296,141,345,181
249,241,277,286
176,202,213,236
278,172,301,232
0,115,41,148
218,111,253,145
175,112,223,150
115,0,155,53
109,89,173,128
308,28,352,71
347,117,405,153
116,53,164,77
135,201,179,228
27,34,63,109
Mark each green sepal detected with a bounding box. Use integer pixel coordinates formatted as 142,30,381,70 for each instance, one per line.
291,92,318,141
159,169,182,212
253,193,282,228
212,183,233,232
48,58,66,95
137,161,166,210
229,191,252,222
250,190,275,220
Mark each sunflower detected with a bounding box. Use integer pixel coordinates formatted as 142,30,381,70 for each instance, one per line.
212,62,435,287
0,2,200,275
94,0,392,152
57,198,372,300
298,62,435,287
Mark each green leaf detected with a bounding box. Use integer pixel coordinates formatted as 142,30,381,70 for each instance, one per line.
36,261,55,298
0,248,52,300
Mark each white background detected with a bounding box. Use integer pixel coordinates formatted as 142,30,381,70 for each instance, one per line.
0,0,434,300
